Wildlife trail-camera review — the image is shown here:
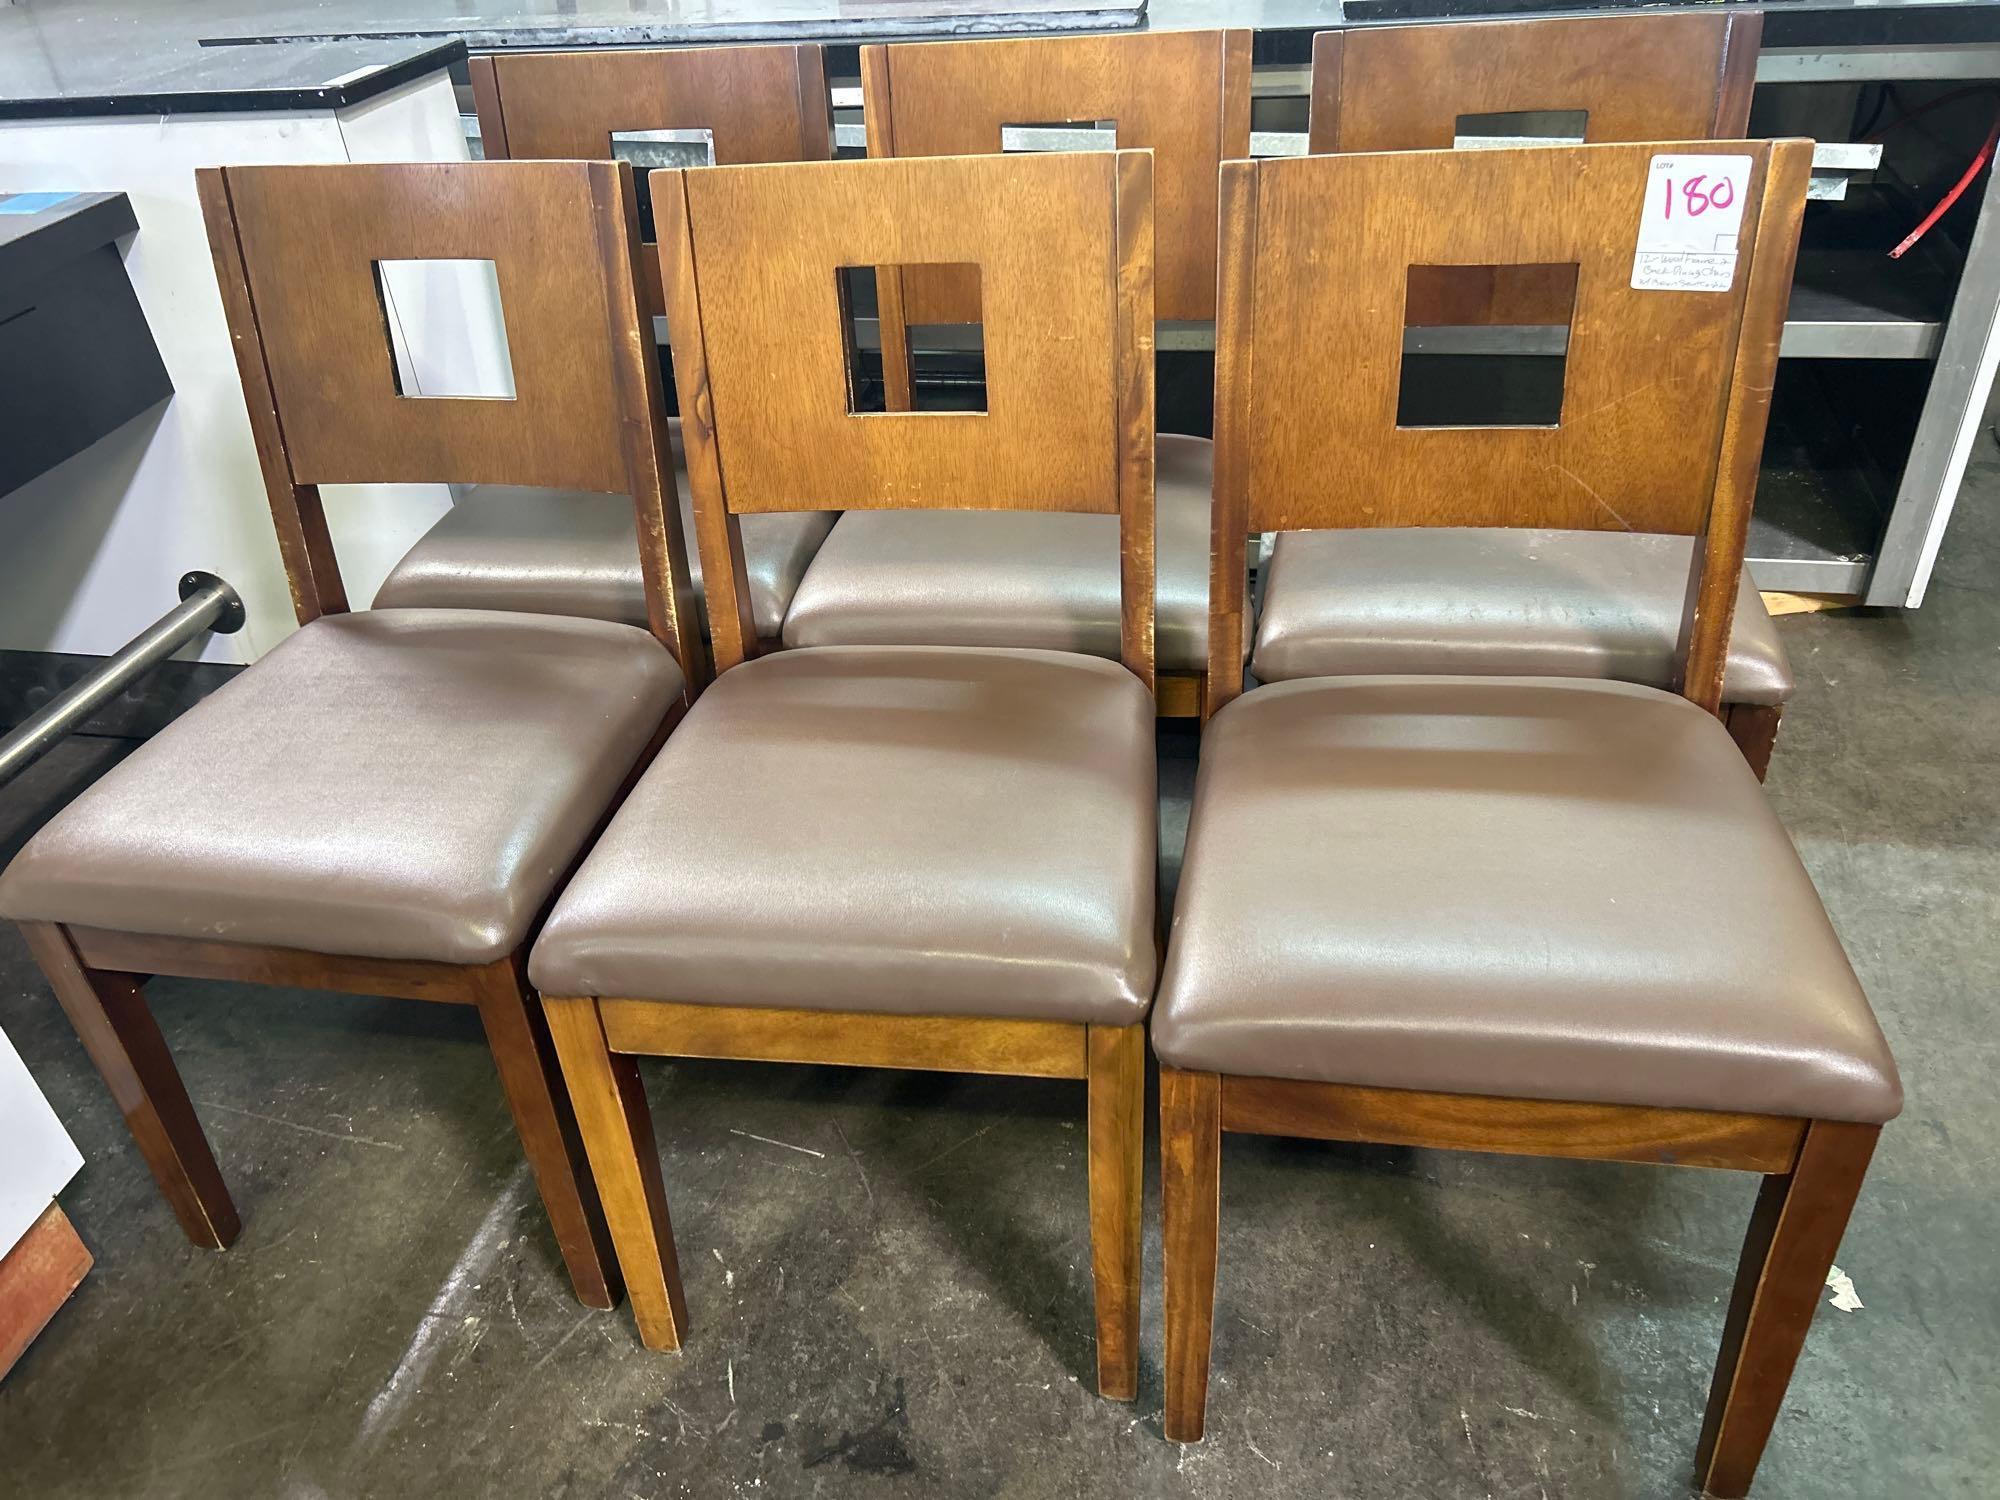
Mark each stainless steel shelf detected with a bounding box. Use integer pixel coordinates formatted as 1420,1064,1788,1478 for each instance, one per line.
1745,366,1897,595
1748,490,1877,595
1784,251,1951,360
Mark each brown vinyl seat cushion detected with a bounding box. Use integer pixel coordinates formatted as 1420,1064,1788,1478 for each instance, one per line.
1152,677,1901,1124
1254,529,1795,706
779,434,1235,674
530,646,1158,1025
373,423,834,640
0,610,682,967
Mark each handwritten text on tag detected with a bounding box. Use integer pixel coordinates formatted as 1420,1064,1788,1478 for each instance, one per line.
1632,154,1751,293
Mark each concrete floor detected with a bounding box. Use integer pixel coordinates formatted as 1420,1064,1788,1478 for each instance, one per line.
2,456,1997,1499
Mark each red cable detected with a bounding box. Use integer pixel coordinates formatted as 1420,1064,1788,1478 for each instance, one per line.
1890,111,2000,260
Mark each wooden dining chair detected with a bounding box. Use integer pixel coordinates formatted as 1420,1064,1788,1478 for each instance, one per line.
0,159,705,1313
777,31,1251,718
1158,141,1901,1498
375,45,837,647
1284,11,1792,778
529,150,1158,1398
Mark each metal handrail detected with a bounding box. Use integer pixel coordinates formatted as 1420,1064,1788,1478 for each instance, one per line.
0,572,245,786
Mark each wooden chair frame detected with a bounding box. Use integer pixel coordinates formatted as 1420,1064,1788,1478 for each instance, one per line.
538,151,1157,1396
5,160,699,1311
1168,141,1861,1494
1205,138,1811,724
1305,11,1785,778
469,43,831,322
861,29,1248,718
1309,12,1761,156
1161,1073,1879,1497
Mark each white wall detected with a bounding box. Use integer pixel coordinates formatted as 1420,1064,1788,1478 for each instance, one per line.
0,72,502,662
0,1025,82,1258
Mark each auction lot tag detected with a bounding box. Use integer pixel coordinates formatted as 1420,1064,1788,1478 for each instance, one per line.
1632,154,1752,292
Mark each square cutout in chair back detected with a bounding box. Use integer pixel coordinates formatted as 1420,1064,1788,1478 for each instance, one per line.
371,259,516,400
1231,142,1795,537
216,161,633,493
670,151,1133,516
1397,263,1578,429
1453,109,1589,149
1001,119,1118,153
839,263,987,414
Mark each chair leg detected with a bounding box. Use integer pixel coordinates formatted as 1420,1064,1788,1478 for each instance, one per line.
18,921,239,1250
1086,1023,1144,1400
1695,1120,1879,1498
467,957,622,1311
1161,1066,1222,1442
1725,703,1783,783
542,996,689,1351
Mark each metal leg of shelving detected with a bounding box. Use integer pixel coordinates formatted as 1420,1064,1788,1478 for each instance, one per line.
1868,161,2000,606
0,572,244,787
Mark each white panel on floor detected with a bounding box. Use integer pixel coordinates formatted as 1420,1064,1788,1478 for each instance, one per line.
0,1024,83,1257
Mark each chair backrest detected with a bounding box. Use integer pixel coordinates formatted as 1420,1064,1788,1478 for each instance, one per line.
197,159,704,677
653,149,1157,684
859,29,1247,407
470,44,831,317
1206,140,1811,719
1310,12,1761,153
1311,13,1762,330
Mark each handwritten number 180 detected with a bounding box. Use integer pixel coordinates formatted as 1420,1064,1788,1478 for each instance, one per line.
1661,173,1736,219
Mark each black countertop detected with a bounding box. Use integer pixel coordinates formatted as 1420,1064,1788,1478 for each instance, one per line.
0,34,464,120
0,191,136,285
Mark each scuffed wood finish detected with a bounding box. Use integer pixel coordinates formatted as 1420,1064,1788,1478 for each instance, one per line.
1695,1121,1878,1498
18,922,240,1251
1219,1078,1806,1174
591,162,709,682
1676,143,1812,715
1725,702,1784,782
653,167,758,672
66,926,479,1004
1713,16,1764,138
1309,12,1763,153
600,1000,1087,1079
1204,159,1258,723
469,956,623,1310
1086,1024,1144,1400
1160,1067,1221,1442
195,169,346,625
1114,148,1158,692
860,29,1250,322
546,998,689,1351
0,1205,92,1380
